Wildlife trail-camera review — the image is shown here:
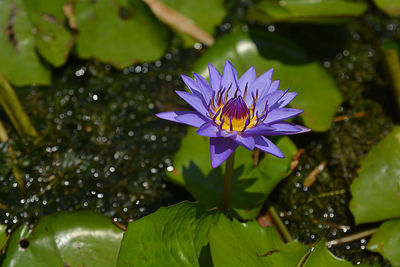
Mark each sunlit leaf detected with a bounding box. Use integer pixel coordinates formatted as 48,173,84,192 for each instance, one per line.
193,30,342,132
0,0,50,86
373,0,400,17
368,219,400,267
74,0,169,68
117,201,218,267
2,211,123,267
23,0,74,66
247,0,368,24
350,126,400,224
158,0,226,46
209,217,310,267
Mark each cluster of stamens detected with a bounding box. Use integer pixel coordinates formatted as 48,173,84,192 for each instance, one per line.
208,84,268,132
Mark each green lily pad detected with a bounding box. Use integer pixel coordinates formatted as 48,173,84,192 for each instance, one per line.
373,0,400,17
209,216,354,266
0,0,50,86
368,219,400,267
117,201,218,267
209,217,310,266
302,241,353,267
23,0,74,66
74,0,169,69
247,0,368,24
0,224,7,253
350,126,400,224
193,30,342,132
2,211,123,267
167,128,297,220
159,0,226,46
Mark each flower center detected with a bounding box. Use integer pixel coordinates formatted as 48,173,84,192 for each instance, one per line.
209,86,268,132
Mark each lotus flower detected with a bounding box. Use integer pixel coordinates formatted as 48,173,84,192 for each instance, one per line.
156,61,310,168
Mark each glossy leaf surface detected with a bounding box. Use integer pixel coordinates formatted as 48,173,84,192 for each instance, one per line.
117,201,218,267
368,219,400,267
2,211,123,267
350,126,400,224
247,0,368,23
0,0,50,86
75,0,169,68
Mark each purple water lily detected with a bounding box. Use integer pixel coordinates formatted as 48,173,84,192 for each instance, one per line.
156,61,310,168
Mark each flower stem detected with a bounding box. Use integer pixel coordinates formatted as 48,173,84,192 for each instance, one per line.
268,206,293,242
220,151,235,212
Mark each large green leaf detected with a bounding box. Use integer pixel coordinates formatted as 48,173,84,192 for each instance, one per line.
117,201,218,267
209,217,310,266
368,219,400,267
373,0,400,17
193,31,342,132
0,0,50,86
167,128,297,220
302,241,353,267
2,211,123,267
23,0,74,66
209,216,353,266
74,0,169,68
247,0,368,23
350,126,400,224
159,0,226,46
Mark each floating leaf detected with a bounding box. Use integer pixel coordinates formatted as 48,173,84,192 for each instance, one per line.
247,0,368,24
156,0,226,46
117,201,218,267
23,0,74,66
350,126,400,224
0,0,50,86
74,0,169,68
2,211,123,267
166,128,296,220
373,0,400,17
368,219,400,267
302,241,353,267
193,31,342,132
209,217,310,266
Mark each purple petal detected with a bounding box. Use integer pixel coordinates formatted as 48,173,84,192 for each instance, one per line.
249,68,273,96
197,122,219,137
242,124,275,135
234,135,255,150
208,63,221,91
264,108,304,124
221,61,239,98
175,90,208,115
254,136,284,158
181,74,200,94
175,112,209,127
267,122,311,135
193,73,213,103
277,92,298,108
197,122,237,138
243,122,310,136
210,137,239,168
238,66,257,94
267,80,280,94
255,89,285,114
156,111,207,127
